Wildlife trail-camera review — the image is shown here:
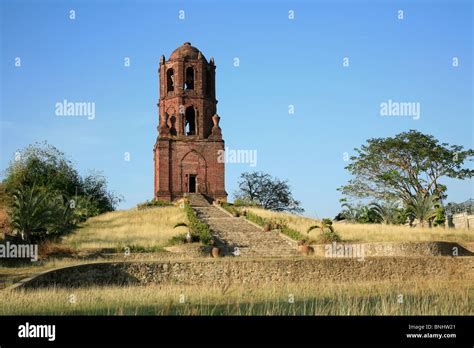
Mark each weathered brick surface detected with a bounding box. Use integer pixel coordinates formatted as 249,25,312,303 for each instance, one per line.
154,43,227,201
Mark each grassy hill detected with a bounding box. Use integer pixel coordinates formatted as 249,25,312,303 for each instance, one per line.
63,206,188,251
239,207,473,244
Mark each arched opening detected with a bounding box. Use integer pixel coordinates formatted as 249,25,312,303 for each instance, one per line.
169,115,177,136
185,107,196,136
181,150,208,194
166,68,174,92
185,67,194,90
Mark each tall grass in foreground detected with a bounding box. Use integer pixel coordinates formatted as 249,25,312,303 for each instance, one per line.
241,208,473,243
62,206,188,249
1,280,471,315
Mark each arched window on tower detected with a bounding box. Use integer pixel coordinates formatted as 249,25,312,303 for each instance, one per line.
185,107,196,136
169,115,177,136
185,67,194,90
167,68,174,92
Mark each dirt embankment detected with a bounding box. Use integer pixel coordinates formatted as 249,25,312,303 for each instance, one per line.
11,256,474,289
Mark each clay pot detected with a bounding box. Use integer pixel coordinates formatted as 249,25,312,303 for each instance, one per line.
211,247,220,258
300,245,314,255
263,223,271,232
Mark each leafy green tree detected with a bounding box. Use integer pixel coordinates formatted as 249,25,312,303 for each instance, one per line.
4,142,122,242
339,130,473,207
4,142,81,198
4,142,120,218
234,172,304,214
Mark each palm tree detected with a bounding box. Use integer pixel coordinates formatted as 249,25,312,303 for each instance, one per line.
340,203,358,222
406,194,437,227
369,201,400,224
307,218,341,243
9,185,52,241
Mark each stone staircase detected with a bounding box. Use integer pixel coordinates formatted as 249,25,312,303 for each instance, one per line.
187,193,299,257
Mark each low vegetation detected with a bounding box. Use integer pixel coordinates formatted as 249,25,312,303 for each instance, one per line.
136,199,173,210
239,207,473,244
182,202,212,244
1,280,470,315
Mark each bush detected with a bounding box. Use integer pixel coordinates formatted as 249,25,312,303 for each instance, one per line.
183,203,212,244
317,229,342,243
137,199,172,210
220,202,240,217
243,210,304,241
233,198,257,207
308,218,342,244
243,210,266,226
278,222,304,241
116,244,163,253
168,233,188,245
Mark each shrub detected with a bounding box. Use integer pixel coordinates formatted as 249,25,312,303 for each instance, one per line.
168,233,187,245
183,203,212,245
278,222,304,241
220,202,240,217
244,210,265,226
308,218,342,244
137,199,172,210
233,198,257,207
116,244,163,253
317,228,342,243
243,210,304,241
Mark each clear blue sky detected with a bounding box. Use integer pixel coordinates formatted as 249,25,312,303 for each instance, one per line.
1,0,472,218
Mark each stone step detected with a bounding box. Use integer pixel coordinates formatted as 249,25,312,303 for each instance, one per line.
188,198,299,257
186,193,211,207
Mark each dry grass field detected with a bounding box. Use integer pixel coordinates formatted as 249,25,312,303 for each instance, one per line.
240,207,473,244
1,204,472,316
62,206,188,250
1,279,471,315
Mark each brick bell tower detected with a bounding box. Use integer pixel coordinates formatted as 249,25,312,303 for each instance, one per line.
154,42,227,202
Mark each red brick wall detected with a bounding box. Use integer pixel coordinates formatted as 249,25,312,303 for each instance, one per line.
154,43,227,202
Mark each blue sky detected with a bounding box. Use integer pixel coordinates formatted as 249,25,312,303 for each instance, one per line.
1,0,472,218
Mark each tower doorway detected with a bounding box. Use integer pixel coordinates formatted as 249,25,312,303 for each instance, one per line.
188,174,197,193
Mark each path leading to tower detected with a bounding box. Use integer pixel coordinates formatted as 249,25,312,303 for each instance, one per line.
187,194,299,257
